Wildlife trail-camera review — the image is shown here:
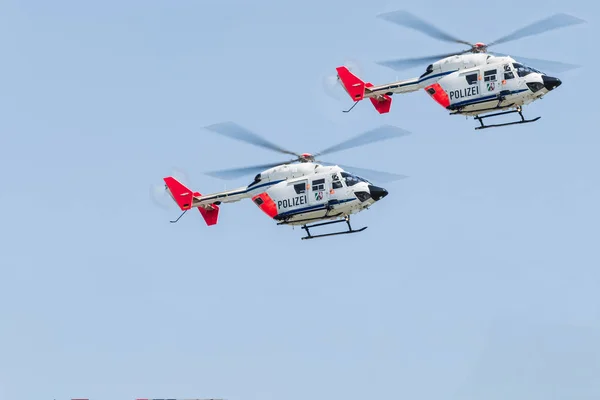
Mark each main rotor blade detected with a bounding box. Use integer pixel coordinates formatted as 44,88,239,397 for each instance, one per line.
204,160,292,180
323,162,408,183
204,121,300,158
314,125,411,158
376,10,472,46
376,51,465,71
489,52,581,73
487,13,586,47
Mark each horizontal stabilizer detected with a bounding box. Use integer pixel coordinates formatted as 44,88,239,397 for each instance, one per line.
198,204,219,226
366,83,392,114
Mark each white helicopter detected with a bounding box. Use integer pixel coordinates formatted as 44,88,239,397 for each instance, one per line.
333,11,585,130
159,122,411,240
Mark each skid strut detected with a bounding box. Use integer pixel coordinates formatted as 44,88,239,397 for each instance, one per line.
170,209,188,223
474,106,541,130
301,215,367,240
342,101,359,113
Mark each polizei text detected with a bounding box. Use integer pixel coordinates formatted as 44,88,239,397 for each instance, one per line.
277,195,307,209
449,85,479,101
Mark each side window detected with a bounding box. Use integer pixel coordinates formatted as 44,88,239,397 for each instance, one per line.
484,69,497,82
464,73,478,85
312,178,325,191
503,64,514,79
293,182,306,194
332,174,343,189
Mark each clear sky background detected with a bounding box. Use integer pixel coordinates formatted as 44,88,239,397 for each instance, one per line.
1,0,599,399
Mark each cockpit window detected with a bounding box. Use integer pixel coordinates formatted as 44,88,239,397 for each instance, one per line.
512,63,543,77
341,172,370,186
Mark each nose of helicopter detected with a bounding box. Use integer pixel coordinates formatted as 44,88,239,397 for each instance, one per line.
542,75,562,91
368,185,388,201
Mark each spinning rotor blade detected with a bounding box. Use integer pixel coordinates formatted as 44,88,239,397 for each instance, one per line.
329,163,408,183
204,121,300,158
489,52,581,73
204,160,294,180
377,10,472,46
314,125,411,157
376,51,466,71
487,13,585,47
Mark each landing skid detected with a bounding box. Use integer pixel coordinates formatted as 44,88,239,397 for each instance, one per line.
276,212,344,225
474,107,541,130
301,215,367,240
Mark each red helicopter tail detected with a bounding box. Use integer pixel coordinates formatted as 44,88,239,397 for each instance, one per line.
163,176,220,226
335,66,392,114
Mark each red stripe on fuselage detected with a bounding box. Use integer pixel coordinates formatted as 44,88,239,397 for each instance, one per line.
252,193,278,218
424,83,450,108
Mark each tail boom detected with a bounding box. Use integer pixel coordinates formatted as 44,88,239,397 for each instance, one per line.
335,66,419,114
162,176,259,226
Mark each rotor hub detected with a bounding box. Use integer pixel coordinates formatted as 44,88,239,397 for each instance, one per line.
300,153,315,162
473,42,487,52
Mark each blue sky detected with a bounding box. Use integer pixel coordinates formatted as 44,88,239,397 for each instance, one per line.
1,0,599,399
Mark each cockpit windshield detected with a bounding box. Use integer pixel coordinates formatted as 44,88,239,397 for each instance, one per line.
512,63,544,77
341,171,370,186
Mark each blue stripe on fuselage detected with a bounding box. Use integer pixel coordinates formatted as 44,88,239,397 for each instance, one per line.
276,198,356,218
450,88,529,108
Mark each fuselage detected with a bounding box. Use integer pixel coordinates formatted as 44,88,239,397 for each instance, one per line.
190,163,389,226
370,53,562,116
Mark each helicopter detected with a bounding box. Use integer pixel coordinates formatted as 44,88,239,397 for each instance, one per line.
332,11,585,130
159,122,411,240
